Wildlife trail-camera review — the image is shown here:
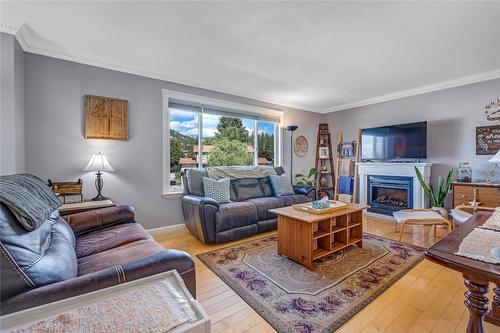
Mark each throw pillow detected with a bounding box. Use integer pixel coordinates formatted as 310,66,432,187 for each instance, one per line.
202,177,231,203
269,174,295,197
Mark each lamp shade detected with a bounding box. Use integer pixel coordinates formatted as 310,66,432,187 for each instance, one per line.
489,150,500,163
286,125,298,132
83,152,114,172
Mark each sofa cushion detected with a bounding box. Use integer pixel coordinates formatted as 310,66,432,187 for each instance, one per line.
76,223,151,258
270,174,295,197
203,177,231,203
246,197,284,220
215,202,258,233
231,178,266,201
1,205,77,300
186,169,208,196
277,194,312,206
259,177,274,197
77,239,164,276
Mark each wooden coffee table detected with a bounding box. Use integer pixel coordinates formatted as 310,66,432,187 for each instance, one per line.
269,203,369,270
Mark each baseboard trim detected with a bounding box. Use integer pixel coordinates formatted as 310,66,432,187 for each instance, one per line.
147,223,186,235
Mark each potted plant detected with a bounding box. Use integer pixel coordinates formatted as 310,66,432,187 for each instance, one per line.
295,168,318,186
414,167,453,217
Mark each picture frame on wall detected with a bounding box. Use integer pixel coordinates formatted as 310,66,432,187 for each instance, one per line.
476,125,500,155
319,146,329,159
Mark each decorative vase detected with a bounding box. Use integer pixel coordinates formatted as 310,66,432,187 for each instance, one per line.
457,162,472,183
320,175,328,187
431,206,449,219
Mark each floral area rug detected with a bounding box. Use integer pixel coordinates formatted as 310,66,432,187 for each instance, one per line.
197,233,425,333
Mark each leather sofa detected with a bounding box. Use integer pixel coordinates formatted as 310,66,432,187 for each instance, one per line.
1,190,195,315
182,166,315,244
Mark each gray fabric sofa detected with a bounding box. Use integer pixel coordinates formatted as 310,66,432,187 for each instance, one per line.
181,167,315,244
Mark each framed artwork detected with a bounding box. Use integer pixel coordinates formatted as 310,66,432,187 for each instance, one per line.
476,125,500,155
319,146,329,159
294,135,308,157
85,95,128,140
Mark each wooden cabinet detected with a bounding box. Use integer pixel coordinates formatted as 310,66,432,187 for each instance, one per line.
451,182,500,208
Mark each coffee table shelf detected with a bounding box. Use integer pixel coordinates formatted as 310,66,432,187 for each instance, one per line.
271,204,369,270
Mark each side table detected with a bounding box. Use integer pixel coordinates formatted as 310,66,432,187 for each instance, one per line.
58,199,115,216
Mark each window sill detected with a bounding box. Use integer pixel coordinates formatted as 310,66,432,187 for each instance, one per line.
162,192,183,199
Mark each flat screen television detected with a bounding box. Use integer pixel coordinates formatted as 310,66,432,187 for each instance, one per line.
361,121,427,161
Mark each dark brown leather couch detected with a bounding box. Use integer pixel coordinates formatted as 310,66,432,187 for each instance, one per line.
0,204,196,315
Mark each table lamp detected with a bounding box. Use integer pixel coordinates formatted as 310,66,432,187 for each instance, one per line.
83,152,114,201
486,149,500,183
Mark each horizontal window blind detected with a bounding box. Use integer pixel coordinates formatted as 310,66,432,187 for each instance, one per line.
169,99,280,123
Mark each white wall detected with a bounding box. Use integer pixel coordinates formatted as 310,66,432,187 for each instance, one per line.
325,79,500,206
0,33,25,175
24,52,323,229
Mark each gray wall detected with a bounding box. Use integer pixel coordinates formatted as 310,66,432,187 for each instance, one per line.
23,52,322,229
0,33,25,174
326,79,500,193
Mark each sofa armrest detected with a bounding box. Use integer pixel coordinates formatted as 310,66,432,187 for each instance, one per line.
182,195,219,244
293,185,316,200
64,205,136,236
0,249,196,315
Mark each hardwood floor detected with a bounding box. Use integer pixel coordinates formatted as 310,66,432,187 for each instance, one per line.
153,215,500,333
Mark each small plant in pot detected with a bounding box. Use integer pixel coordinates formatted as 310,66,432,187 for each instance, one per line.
295,168,318,186
414,167,453,217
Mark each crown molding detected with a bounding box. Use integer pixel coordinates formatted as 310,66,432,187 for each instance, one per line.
0,23,17,35
322,69,500,113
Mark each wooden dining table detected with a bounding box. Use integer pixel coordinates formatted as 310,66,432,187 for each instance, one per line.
425,211,500,333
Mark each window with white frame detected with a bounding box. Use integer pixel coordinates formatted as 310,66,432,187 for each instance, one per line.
163,91,282,194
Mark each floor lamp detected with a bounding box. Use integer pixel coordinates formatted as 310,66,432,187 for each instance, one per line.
285,125,298,183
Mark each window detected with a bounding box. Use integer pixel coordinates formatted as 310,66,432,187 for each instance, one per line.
163,90,282,194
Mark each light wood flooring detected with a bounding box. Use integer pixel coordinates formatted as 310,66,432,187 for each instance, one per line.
153,215,500,333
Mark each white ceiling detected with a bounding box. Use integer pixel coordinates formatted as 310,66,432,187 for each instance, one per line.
1,1,499,113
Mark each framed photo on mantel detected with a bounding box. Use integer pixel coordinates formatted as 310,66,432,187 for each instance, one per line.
476,125,500,155
85,95,128,140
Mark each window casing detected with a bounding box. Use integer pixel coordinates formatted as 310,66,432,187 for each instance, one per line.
162,90,283,194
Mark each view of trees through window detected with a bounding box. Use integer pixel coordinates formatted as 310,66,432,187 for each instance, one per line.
169,106,277,192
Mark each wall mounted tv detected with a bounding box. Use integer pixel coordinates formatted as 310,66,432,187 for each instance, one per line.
361,121,427,161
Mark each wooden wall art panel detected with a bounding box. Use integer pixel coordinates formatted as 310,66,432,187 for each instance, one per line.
85,95,128,140
476,125,500,155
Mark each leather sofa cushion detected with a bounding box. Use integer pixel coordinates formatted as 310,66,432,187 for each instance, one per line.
277,194,312,206
215,224,258,243
76,223,152,258
231,178,266,201
77,239,164,276
215,202,258,233
246,197,284,220
186,169,208,196
1,205,77,299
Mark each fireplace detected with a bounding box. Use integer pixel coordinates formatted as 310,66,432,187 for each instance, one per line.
367,175,413,216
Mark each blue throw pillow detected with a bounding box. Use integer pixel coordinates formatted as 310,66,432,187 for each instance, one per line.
202,177,231,203
269,174,295,197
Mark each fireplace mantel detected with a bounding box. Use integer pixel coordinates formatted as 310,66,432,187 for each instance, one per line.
357,162,432,215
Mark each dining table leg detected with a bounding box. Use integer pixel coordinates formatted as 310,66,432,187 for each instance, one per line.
463,275,490,333
485,283,500,326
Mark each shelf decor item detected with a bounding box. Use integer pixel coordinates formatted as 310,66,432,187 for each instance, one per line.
485,149,500,183
83,152,115,201
48,179,83,204
85,95,128,140
457,162,472,183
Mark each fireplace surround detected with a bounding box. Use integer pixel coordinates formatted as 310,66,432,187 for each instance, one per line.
358,162,432,218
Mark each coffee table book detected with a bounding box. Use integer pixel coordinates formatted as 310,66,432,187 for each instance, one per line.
270,204,369,270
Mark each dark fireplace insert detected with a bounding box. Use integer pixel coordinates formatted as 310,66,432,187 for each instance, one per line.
367,175,413,216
